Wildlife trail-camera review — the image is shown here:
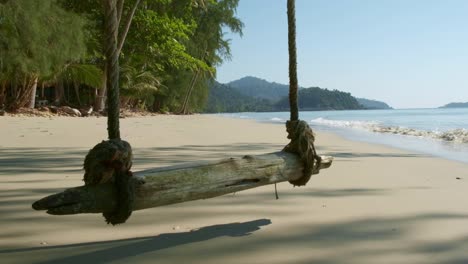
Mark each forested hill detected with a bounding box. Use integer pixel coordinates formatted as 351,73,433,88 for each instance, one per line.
439,102,468,108
204,82,273,113
357,98,393,109
205,80,376,112
205,76,391,113
227,76,290,102
274,88,363,111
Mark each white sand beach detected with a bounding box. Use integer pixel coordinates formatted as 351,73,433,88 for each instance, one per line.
1,115,468,264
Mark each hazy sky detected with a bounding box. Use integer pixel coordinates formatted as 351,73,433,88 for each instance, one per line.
216,0,468,109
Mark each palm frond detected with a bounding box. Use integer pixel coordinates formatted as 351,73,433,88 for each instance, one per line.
59,63,103,88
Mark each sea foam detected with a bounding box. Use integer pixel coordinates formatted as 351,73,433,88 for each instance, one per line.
311,117,468,144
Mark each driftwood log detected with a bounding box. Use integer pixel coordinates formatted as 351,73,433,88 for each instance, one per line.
32,152,333,215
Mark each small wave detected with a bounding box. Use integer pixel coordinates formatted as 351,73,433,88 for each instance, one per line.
311,117,468,144
310,117,380,130
270,117,284,122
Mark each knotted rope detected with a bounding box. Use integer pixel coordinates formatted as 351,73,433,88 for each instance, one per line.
84,139,134,225
283,120,322,186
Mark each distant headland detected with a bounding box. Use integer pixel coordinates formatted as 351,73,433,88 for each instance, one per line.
439,102,468,109
206,76,392,113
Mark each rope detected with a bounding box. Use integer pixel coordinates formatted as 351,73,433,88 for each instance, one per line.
287,0,299,122
102,0,133,224
284,0,322,186
284,120,322,186
104,0,121,140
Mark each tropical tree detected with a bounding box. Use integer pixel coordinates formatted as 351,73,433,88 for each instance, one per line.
178,0,243,114
0,0,87,110
120,64,160,109
60,0,207,113
49,63,103,106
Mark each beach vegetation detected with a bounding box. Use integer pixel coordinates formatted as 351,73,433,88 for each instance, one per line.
0,0,87,110
0,0,243,114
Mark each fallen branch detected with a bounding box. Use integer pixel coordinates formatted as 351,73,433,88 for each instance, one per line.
32,152,333,215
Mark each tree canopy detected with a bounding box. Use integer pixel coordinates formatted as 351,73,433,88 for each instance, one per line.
0,0,243,113
0,0,87,109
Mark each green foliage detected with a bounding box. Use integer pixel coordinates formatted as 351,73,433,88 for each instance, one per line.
228,76,290,102
205,81,273,113
174,0,244,113
1,0,243,112
0,0,87,77
357,98,392,109
0,0,89,109
55,63,103,89
275,87,364,111
127,7,203,73
120,64,160,109
205,77,374,113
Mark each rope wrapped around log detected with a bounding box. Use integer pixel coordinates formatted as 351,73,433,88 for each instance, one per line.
83,139,135,225
284,120,322,186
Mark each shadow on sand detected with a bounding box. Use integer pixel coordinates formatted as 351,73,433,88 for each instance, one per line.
1,219,271,264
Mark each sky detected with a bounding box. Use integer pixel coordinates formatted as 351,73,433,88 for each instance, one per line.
216,0,468,109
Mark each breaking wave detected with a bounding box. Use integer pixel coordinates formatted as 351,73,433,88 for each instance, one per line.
310,117,468,144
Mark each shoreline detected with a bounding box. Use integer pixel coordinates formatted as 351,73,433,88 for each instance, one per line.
1,115,468,263
218,112,468,165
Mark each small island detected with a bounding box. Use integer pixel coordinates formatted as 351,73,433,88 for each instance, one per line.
439,102,468,108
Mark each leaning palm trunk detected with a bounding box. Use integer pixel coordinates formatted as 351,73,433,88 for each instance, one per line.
179,69,200,114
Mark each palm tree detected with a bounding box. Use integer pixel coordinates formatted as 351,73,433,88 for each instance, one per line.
43,63,103,106
120,64,161,109
178,0,243,114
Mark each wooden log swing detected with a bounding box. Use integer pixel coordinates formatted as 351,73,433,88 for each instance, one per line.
33,153,333,215
32,0,333,224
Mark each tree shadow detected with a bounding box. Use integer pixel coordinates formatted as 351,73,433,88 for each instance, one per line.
0,144,427,177
264,213,468,264
1,219,272,264
0,143,285,176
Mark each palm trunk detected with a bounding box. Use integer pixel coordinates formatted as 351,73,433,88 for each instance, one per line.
116,0,141,55
55,79,64,105
94,66,107,111
0,80,6,108
183,70,200,114
179,70,200,114
40,82,45,99
73,81,82,107
28,76,38,108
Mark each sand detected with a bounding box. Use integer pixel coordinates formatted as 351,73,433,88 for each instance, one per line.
1,115,468,264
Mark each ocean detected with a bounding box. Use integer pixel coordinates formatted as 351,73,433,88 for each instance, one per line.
221,108,468,163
